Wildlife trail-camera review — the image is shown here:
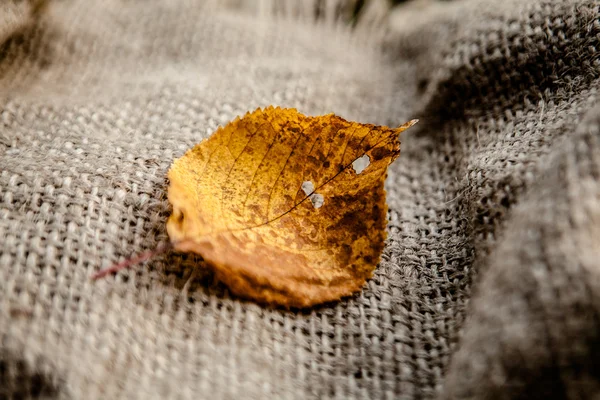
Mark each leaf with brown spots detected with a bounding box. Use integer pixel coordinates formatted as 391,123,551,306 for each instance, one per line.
166,107,416,308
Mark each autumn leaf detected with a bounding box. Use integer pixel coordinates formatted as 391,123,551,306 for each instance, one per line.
164,106,417,308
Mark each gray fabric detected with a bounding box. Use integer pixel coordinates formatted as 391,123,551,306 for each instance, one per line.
1,0,599,398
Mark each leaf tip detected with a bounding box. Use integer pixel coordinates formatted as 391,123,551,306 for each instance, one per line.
393,118,419,135
402,119,419,129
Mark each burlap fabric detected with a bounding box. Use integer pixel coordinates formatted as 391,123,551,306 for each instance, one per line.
1,0,599,398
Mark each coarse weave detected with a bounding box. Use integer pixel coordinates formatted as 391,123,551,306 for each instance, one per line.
1,0,599,399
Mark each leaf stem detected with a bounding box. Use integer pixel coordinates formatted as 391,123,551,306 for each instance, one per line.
90,241,174,280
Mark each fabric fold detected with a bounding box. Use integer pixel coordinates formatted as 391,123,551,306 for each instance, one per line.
442,106,600,399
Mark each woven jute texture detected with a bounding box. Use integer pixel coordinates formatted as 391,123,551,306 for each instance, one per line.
1,0,599,398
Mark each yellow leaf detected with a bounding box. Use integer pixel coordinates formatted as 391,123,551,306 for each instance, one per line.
167,106,417,308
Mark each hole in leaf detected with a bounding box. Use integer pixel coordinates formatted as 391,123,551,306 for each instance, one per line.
301,180,314,195
310,193,324,209
352,155,370,174
302,181,323,209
